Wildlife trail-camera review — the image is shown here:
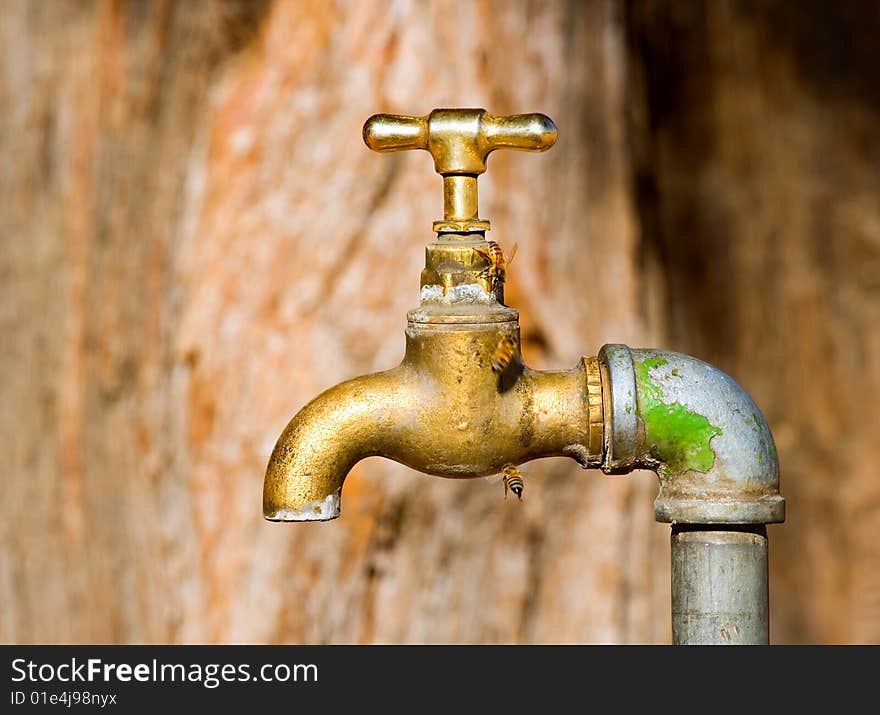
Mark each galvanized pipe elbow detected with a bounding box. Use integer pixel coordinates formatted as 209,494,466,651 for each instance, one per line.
598,344,784,525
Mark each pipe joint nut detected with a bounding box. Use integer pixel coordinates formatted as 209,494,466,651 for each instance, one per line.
598,344,639,472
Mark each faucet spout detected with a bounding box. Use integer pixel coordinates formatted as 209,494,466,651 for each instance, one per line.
263,369,405,521
263,312,604,522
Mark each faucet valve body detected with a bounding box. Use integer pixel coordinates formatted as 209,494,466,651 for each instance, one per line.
264,334,783,525
267,107,783,528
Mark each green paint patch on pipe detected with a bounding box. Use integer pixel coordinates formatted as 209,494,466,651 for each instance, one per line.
635,357,723,476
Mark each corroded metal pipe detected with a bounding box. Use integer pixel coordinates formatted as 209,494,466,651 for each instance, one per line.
671,526,769,644
599,344,783,525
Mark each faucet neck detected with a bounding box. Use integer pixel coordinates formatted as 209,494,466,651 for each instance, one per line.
415,232,520,321
420,233,491,290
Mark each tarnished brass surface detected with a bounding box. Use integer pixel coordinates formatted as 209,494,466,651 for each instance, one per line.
420,235,495,294
265,107,783,647
265,108,783,529
363,109,557,233
585,357,604,459
263,321,602,520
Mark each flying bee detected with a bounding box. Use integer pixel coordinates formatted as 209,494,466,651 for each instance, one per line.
502,465,524,501
484,465,525,500
491,334,518,373
475,241,518,302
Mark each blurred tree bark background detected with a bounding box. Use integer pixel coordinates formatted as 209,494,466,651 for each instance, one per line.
1,0,877,643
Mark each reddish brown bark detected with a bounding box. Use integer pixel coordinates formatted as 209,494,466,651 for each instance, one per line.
1,0,877,644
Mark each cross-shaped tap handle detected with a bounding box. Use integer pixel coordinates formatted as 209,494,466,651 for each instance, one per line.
363,109,557,233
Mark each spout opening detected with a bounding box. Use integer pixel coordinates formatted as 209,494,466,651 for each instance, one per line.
263,489,341,522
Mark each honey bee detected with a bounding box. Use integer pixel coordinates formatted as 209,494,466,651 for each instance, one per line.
502,465,524,501
491,335,518,373
475,241,518,301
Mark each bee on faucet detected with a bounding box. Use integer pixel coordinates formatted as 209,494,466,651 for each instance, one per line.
491,334,518,374
475,240,517,303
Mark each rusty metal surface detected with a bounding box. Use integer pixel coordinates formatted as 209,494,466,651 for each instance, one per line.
671,526,769,645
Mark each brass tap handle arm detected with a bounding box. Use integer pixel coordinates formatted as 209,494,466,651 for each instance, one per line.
363,109,557,233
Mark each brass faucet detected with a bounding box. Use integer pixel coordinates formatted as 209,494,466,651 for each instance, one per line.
263,110,784,643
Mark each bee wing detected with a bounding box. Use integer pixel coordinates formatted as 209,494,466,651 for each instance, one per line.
505,242,518,268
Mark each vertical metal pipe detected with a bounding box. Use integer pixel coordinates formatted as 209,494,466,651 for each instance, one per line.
671,525,769,645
